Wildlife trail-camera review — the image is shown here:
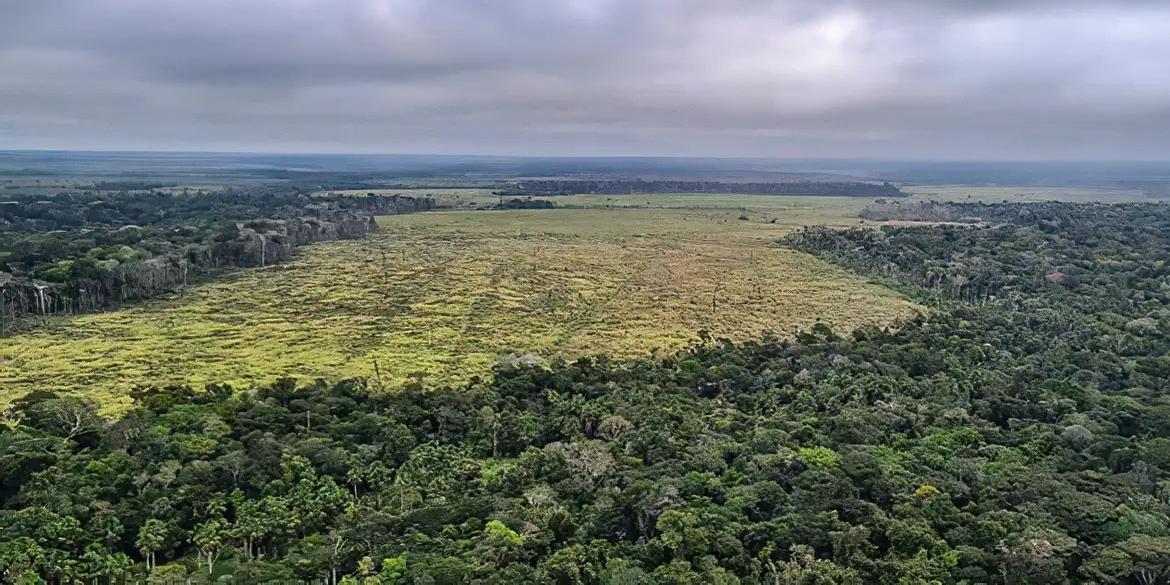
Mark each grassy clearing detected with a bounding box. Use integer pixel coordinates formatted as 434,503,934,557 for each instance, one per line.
0,201,919,409
904,185,1147,203
531,193,881,214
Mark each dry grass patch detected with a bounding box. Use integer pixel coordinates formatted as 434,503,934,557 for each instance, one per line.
904,185,1147,203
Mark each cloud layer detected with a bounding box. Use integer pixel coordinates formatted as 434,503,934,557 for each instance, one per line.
3,0,1169,159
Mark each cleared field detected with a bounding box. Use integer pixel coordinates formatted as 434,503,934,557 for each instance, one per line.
532,193,882,214
0,202,919,409
904,185,1148,203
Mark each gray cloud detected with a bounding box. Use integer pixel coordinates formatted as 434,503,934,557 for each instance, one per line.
1,0,1168,159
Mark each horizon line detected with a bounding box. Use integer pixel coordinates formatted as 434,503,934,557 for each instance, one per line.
3,148,1170,166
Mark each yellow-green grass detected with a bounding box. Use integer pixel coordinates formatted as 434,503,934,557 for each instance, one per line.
531,193,883,216
904,185,1147,203
0,205,919,410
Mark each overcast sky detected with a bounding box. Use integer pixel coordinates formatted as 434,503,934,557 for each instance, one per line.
2,0,1169,159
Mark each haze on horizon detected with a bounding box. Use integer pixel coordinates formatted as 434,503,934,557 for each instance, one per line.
2,0,1169,161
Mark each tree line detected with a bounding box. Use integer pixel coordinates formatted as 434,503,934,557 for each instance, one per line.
0,190,433,332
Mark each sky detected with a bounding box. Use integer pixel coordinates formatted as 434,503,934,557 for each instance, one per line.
2,0,1169,160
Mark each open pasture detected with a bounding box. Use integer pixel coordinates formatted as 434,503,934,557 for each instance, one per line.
903,185,1148,203
0,201,919,409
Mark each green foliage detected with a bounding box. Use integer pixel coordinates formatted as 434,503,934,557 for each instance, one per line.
796,446,841,469
484,520,525,550
380,556,407,584
147,563,188,584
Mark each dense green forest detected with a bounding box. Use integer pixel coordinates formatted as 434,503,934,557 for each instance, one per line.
0,189,432,329
493,198,557,210
0,188,365,233
6,202,1170,583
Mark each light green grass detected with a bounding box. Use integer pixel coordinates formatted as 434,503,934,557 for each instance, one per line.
0,204,919,410
904,185,1147,203
530,193,881,215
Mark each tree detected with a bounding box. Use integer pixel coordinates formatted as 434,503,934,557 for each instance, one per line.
655,509,710,562
234,495,287,560
0,537,48,583
1082,536,1170,585
78,546,132,583
192,519,226,575
771,545,861,585
380,555,407,584
328,530,349,585
12,395,105,441
600,558,652,585
87,509,124,552
479,520,525,566
995,528,1076,584
136,519,169,571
